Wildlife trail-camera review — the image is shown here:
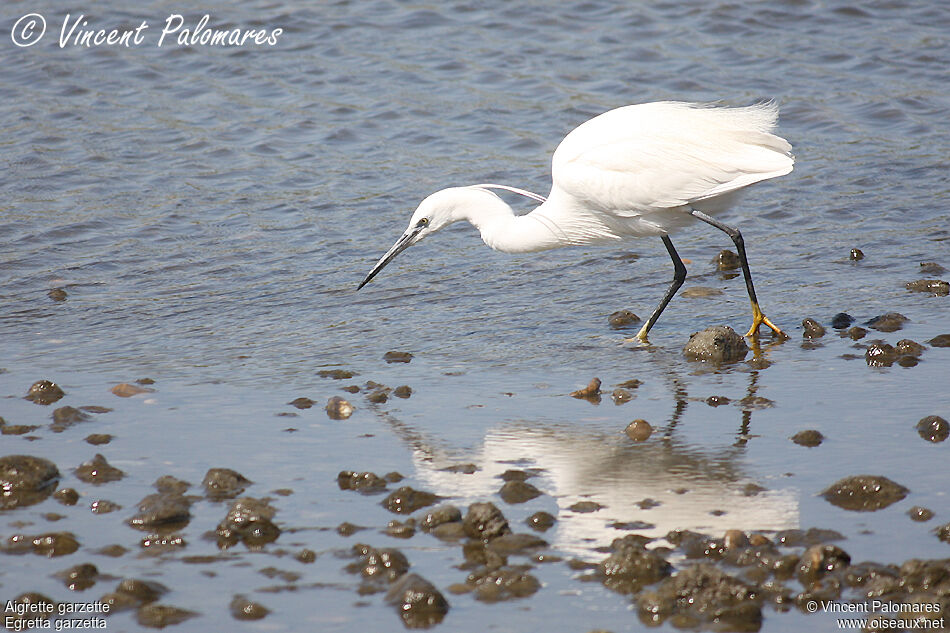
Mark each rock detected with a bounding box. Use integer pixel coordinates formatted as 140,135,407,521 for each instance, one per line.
526,511,556,532
847,326,867,340
337,470,388,494
683,326,749,363
499,480,542,504
110,383,155,398
896,339,926,358
849,248,864,261
905,279,949,295
381,486,439,514
90,500,121,514
802,318,825,338
25,380,65,405
928,334,950,347
599,536,673,594
50,406,91,432
908,506,934,522
384,573,448,627
74,454,124,485
714,249,740,270
821,475,909,511
464,566,541,602
0,455,60,509
136,604,197,628
463,502,510,541
289,397,314,409
27,532,80,557
916,415,948,443
570,377,602,401
383,351,413,363
625,419,653,442
326,396,354,419
611,388,633,404
791,430,824,447
202,468,251,500
216,498,280,548
608,310,640,328
348,545,410,581
570,500,606,513
128,493,192,530
230,596,269,620
393,385,412,398
920,262,947,275
936,523,950,544
54,488,79,505
798,544,851,585
865,341,899,367
637,564,761,629
831,313,855,329
485,532,548,556
85,434,112,445
57,563,99,591
420,505,462,531
317,369,356,380
865,312,909,332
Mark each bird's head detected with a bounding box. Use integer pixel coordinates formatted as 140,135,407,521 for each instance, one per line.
357,187,488,289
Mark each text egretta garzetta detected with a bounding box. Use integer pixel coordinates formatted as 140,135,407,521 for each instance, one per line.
358,101,794,341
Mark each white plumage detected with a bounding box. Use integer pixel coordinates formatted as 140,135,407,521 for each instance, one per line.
359,101,794,341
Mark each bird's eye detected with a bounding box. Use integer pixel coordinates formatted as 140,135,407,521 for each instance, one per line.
417,218,429,228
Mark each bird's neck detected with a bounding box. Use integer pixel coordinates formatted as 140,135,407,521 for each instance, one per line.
463,198,563,254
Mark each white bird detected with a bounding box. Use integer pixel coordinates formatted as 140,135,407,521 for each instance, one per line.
358,101,794,341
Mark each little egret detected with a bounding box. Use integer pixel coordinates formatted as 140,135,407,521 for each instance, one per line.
358,101,794,341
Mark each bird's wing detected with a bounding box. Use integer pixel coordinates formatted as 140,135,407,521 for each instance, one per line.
550,102,794,215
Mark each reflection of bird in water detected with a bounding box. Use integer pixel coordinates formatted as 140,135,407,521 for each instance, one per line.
358,101,794,341
409,424,799,558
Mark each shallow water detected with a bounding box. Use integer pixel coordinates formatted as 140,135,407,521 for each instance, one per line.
2,1,949,631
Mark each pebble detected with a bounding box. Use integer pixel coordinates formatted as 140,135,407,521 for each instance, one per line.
865,312,909,332
916,415,948,443
625,419,653,442
0,455,60,509
383,351,413,363
526,511,556,532
570,377,602,400
821,475,908,511
202,468,251,500
849,248,864,261
905,279,949,295
791,430,824,447
25,380,65,405
381,486,439,514
831,312,854,329
326,396,354,419
230,596,270,621
499,480,542,504
683,326,749,363
215,497,281,548
384,572,449,627
74,454,124,484
802,318,825,338
714,249,740,270
463,502,511,541
608,310,640,328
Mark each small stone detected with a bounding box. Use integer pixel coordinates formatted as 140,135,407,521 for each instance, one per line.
831,313,854,329
85,434,113,445
625,419,653,442
110,383,155,398
866,312,909,332
683,326,749,363
326,396,354,420
499,480,542,504
928,334,950,347
849,248,864,261
203,468,251,500
128,493,192,530
48,288,68,301
58,563,99,591
317,369,356,379
905,279,949,296
216,497,280,549
54,488,79,505
289,397,314,409
230,596,269,620
393,385,412,398
608,310,640,328
0,455,60,509
90,500,121,514
383,351,413,363
337,470,388,494
908,506,934,522
706,395,730,407
136,604,197,628
821,475,909,511
50,406,91,432
791,430,824,447
611,388,633,404
570,377,602,400
385,519,416,539
25,380,65,405
916,415,948,443
31,532,80,557
847,326,867,340
384,573,449,628
348,546,410,581
920,262,947,275
420,505,462,531
936,523,950,543
714,249,740,270
569,500,605,513
381,486,439,514
802,318,825,338
463,502,511,541
798,544,851,585
865,341,898,367
295,549,317,563
74,454,124,484
526,511,556,532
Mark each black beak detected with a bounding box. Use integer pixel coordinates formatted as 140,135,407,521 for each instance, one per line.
357,227,422,290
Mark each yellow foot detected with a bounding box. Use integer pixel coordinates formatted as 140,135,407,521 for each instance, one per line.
623,324,651,344
744,313,787,338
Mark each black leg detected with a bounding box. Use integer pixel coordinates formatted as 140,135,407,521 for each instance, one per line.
635,235,687,341
689,208,785,337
